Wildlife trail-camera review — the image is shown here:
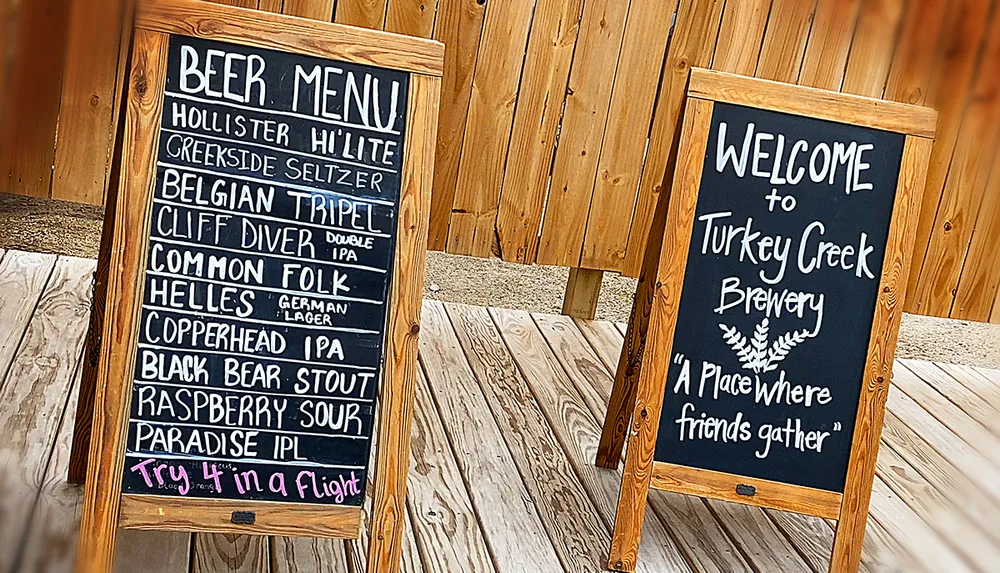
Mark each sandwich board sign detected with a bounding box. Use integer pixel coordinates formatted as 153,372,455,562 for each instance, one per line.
597,68,936,572
74,1,442,571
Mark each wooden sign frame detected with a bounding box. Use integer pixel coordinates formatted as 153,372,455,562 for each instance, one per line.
598,68,936,573
74,1,442,571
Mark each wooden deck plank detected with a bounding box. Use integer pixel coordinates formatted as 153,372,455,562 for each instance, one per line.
192,534,269,573
875,443,1000,572
445,303,614,573
417,300,563,573
935,362,1000,414
0,255,94,572
706,501,813,572
892,362,1000,468
406,367,496,573
0,251,58,384
271,537,350,573
867,477,972,572
901,359,1000,437
530,311,748,573
347,494,424,573
886,387,1000,506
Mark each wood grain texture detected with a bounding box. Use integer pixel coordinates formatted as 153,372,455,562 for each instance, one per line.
910,5,1000,317
881,0,949,105
136,0,444,76
754,0,816,82
579,0,679,270
0,256,93,572
385,0,438,37
418,300,564,573
951,151,1000,320
893,361,1000,466
74,29,168,573
841,0,905,98
367,72,439,573
407,368,496,573
0,0,71,199
651,463,842,519
711,0,770,76
447,0,536,257
120,496,362,538
192,533,269,573
608,98,713,573
901,360,999,437
51,0,126,205
797,0,860,90
271,536,350,573
425,0,487,250
0,251,57,378
688,68,938,138
880,407,1000,546
536,0,631,267
623,0,726,277
495,0,583,263
705,500,812,572
561,268,603,320
904,0,993,312
449,303,612,573
936,362,1000,414
335,0,388,29
283,0,335,19
831,135,933,573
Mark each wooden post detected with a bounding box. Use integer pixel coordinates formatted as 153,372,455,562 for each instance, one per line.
562,267,603,320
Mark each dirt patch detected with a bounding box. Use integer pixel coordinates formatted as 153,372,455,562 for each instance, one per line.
3,191,999,369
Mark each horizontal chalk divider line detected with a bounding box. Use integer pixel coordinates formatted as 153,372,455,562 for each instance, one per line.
137,343,378,371
157,162,396,207
130,418,368,440
125,451,365,471
150,236,387,274
153,196,393,240
133,378,375,404
119,493,363,538
146,268,385,304
160,127,399,174
142,304,381,333
650,461,843,519
164,91,402,137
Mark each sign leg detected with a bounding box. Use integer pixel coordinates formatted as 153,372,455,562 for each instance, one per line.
597,158,675,469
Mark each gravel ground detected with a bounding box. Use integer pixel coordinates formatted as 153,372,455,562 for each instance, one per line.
3,192,999,369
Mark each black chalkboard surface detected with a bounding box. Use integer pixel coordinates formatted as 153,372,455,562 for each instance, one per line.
122,35,409,506
653,102,905,493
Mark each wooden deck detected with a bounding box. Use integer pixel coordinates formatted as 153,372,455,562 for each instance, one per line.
1,248,998,573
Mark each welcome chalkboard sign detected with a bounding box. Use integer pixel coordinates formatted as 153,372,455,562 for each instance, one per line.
599,69,936,573
75,2,442,572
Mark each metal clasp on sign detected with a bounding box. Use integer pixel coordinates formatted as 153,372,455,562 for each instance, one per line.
231,511,256,525
735,484,756,497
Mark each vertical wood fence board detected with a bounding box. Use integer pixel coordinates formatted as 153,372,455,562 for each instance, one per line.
710,0,771,76
840,0,905,98
882,0,950,105
952,152,1000,320
912,6,1000,317
258,0,284,12
578,0,679,271
385,0,439,37
535,0,632,267
0,0,72,199
754,0,817,82
623,0,727,277
426,0,488,250
50,0,126,205
447,0,538,257
284,0,335,19
335,0,388,27
993,281,1000,323
797,0,860,90
904,0,993,313
495,0,583,264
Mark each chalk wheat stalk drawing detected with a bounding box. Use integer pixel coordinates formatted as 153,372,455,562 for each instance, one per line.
719,318,813,374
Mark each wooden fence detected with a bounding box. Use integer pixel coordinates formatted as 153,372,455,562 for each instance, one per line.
2,0,1000,323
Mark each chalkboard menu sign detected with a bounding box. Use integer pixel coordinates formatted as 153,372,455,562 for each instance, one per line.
653,102,904,492
602,69,936,573
123,35,409,506
76,2,442,572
